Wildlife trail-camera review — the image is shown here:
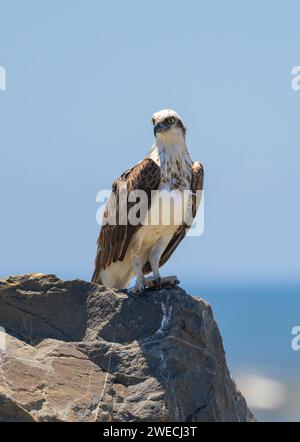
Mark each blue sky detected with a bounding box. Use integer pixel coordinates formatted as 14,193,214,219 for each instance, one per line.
0,0,299,284
1,1,300,420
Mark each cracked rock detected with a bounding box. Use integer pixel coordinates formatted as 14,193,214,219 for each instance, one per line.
0,274,254,422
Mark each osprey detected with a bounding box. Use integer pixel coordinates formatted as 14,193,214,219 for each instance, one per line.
92,109,204,292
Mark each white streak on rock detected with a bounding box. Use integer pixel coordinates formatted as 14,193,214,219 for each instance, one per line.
155,303,172,336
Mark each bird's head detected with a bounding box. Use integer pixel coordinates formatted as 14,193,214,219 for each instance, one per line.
151,109,186,144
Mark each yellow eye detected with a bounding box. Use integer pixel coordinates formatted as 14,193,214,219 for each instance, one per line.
168,117,176,124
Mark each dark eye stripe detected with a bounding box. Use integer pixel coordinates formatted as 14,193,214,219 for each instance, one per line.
177,119,186,135
164,117,176,125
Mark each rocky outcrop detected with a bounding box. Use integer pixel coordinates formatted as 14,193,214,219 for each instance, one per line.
0,274,254,422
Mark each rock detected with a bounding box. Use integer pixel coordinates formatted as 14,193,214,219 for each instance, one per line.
0,274,254,422
0,393,36,422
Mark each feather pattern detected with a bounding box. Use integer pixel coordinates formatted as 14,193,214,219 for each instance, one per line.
92,158,161,283
92,109,204,289
142,161,204,274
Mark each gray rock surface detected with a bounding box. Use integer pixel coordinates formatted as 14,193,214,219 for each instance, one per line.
0,274,254,422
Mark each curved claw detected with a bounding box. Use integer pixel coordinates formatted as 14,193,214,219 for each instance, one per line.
153,277,161,289
130,283,145,295
160,276,180,288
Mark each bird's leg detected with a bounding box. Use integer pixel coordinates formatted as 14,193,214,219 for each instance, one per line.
131,255,145,293
145,239,165,288
160,275,180,287
143,238,178,289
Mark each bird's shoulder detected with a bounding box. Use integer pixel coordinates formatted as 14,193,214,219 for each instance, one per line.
192,161,204,174
191,161,204,190
112,157,161,192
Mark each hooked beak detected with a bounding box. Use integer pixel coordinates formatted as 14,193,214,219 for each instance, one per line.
154,122,167,136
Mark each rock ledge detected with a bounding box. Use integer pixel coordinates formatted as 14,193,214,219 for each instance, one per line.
0,274,254,422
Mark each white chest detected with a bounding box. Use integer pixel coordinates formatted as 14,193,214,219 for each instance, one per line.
149,144,192,191
146,145,192,228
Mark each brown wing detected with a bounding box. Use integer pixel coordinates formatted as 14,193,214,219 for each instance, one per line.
92,158,161,283
142,161,204,275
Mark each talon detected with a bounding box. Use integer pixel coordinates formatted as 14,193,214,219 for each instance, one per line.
144,276,162,290
130,283,145,295
160,276,180,288
153,277,161,289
